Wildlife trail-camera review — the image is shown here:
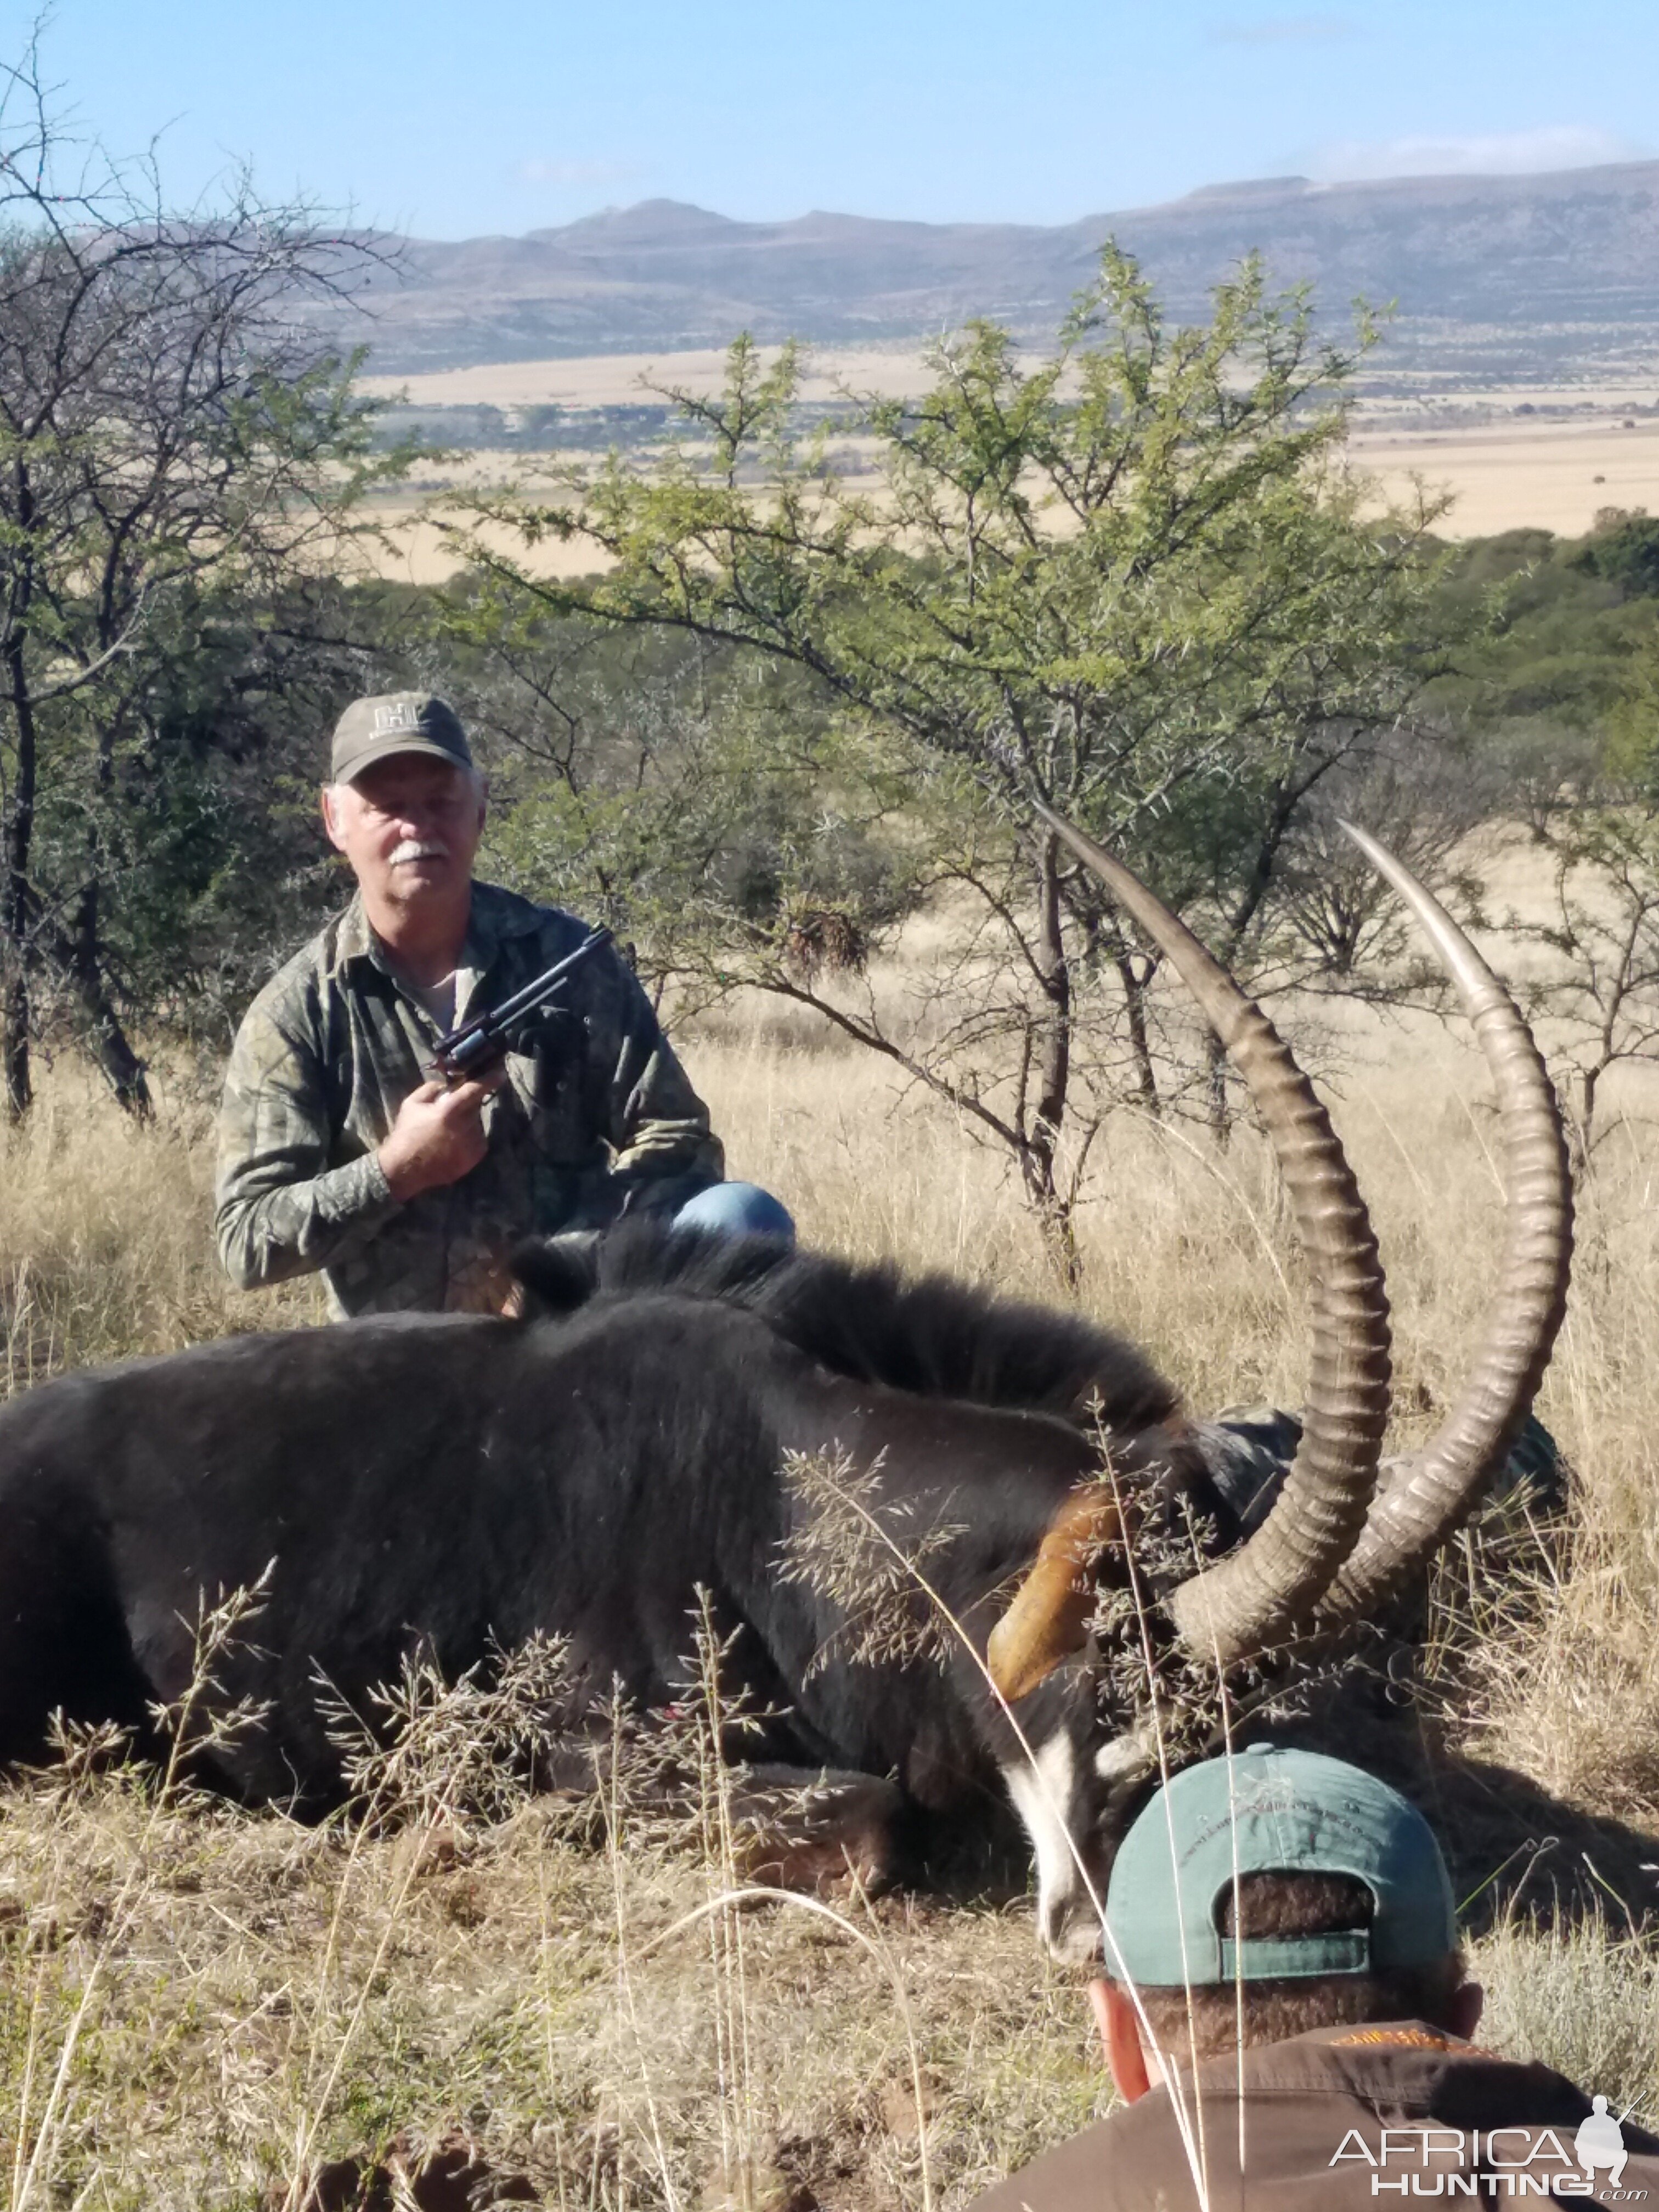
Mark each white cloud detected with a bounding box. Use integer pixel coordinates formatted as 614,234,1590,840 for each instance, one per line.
1307,125,1649,182
511,156,640,189
1208,15,1355,43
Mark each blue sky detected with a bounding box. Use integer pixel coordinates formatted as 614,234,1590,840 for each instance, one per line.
21,1,1659,239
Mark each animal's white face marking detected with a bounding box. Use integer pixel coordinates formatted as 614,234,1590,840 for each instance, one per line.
1002,1730,1097,1959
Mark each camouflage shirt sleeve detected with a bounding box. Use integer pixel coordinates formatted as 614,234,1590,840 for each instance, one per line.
592,952,724,1186
214,984,403,1291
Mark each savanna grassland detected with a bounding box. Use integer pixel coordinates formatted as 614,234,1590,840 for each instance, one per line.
4,831,1659,2211
358,347,1659,584
9,46,1659,2209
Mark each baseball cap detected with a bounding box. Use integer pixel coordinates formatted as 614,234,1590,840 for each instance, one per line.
330,692,473,783
1102,1746,1457,1987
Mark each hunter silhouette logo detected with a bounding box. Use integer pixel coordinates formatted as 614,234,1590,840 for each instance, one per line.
1331,2094,1649,2197
1577,2098,1628,2190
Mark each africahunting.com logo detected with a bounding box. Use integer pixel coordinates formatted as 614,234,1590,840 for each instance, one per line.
1330,2098,1645,2198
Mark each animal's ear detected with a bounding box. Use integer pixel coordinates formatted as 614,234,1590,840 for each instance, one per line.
509,1234,603,1317
986,1487,1122,1703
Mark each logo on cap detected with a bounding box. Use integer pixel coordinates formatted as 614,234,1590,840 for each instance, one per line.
373,701,426,735
330,692,473,782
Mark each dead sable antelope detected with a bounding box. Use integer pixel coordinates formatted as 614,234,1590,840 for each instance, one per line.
0,813,1570,1957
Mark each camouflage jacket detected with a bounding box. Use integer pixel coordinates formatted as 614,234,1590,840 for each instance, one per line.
215,883,723,1317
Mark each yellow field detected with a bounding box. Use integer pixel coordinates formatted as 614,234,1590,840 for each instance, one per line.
1352,415,1659,538
364,348,1659,569
360,346,935,415
3,823,1659,2202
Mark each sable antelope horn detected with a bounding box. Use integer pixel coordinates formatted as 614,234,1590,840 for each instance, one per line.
1315,822,1572,1623
1030,802,1395,1664
980,803,1394,1696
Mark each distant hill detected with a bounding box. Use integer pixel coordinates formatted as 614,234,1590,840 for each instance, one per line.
331,162,1659,386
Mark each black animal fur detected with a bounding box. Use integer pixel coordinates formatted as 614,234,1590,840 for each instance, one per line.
0,1244,1221,1940
512,1223,1180,1431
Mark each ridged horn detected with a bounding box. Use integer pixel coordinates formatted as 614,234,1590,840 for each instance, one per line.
1032,800,1393,1663
987,1486,1123,1703
1317,821,1573,1622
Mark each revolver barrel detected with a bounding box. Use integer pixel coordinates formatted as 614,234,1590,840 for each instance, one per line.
431,925,614,1082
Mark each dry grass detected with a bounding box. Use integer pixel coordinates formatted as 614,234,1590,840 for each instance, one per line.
1,1762,1102,2211
358,346,936,415
5,930,1659,2203
1348,416,1659,539
361,346,1659,560
369,421,1659,584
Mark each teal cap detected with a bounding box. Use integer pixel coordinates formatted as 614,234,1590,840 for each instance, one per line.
1103,1747,1457,1987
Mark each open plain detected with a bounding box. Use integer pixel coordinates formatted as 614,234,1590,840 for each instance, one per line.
359,349,1659,584
3,829,1659,2207
1348,410,1659,537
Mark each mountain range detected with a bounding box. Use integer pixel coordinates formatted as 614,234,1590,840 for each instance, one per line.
334,161,1659,386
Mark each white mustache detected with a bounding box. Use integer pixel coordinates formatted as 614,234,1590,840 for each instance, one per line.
388,839,449,866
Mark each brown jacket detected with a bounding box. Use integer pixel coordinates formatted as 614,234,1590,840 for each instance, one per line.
968,2023,1659,2209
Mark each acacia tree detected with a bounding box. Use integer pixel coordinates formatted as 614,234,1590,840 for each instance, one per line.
453,252,1451,1264
432,582,910,1003
1262,722,1491,989
0,36,400,1118
75,573,438,1057
1501,806,1659,1178
1477,603,1659,1177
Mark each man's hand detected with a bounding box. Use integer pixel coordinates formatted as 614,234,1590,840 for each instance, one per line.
378,1076,498,1202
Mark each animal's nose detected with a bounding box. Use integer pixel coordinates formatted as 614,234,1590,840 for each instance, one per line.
1042,1895,1104,1965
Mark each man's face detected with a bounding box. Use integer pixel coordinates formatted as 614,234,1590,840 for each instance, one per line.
321,754,485,912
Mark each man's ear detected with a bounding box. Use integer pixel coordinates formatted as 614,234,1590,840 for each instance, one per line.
1092,1978,1153,2104
320,783,349,854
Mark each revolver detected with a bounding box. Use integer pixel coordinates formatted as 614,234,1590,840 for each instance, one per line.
431,926,613,1084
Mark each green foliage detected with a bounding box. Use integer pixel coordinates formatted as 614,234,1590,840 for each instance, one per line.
1429,516,1659,742
55,580,438,1045
1409,511,1659,1174
1417,511,1659,839
0,33,422,1115
447,249,1450,1235
493,251,1430,852
429,581,914,995
1572,510,1659,600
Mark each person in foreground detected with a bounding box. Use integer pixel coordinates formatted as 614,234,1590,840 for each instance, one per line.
216,691,792,1316
971,1746,1659,2209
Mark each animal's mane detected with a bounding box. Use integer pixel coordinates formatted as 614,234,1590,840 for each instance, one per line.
512,1222,1181,1431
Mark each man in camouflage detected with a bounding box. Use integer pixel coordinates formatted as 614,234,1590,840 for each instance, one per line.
215,692,792,1317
